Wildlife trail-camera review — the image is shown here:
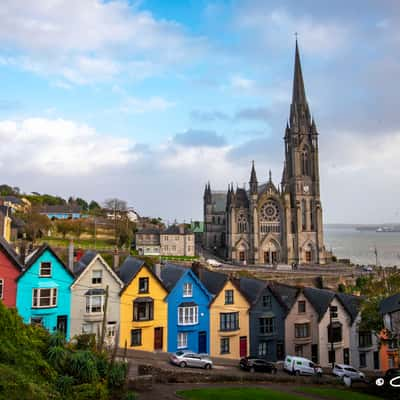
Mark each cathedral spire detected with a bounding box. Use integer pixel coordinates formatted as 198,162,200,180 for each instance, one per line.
292,39,307,106
249,160,258,194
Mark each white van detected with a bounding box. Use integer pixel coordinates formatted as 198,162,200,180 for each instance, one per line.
284,355,322,376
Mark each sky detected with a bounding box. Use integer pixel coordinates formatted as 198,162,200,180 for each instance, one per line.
0,0,399,224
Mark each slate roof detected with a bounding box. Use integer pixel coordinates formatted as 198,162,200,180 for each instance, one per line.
136,228,161,235
239,277,267,305
118,256,145,285
235,188,249,208
162,225,193,235
380,293,400,315
39,205,82,214
159,263,187,292
0,236,23,270
73,250,98,277
0,196,24,205
269,282,299,311
337,292,361,323
197,268,228,296
303,287,335,321
210,192,227,213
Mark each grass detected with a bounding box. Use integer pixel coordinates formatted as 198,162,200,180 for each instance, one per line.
177,387,310,400
39,236,117,250
161,255,199,261
295,387,383,400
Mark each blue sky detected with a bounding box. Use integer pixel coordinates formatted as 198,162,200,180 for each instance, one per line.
1,0,400,224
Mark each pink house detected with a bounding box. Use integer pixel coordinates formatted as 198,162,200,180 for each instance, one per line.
0,237,23,307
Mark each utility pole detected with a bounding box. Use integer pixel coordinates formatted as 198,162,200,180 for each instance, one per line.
99,285,109,352
329,305,338,369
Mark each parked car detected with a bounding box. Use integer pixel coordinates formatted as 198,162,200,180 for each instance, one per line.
207,259,221,267
284,355,323,376
169,351,213,369
239,357,277,373
332,364,366,381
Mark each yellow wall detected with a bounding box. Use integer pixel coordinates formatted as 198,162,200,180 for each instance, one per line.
209,280,250,359
119,266,168,352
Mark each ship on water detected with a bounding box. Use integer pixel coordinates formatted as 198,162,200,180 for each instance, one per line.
356,225,400,232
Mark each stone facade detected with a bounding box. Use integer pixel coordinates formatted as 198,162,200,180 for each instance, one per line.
160,225,195,257
203,41,328,265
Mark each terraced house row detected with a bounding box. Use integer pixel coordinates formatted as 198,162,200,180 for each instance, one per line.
0,238,397,371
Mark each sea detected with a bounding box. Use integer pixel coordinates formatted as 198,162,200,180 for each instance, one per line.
324,224,400,267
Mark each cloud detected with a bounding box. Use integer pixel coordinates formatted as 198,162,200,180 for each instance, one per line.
0,0,206,84
173,129,227,147
230,75,256,90
190,110,230,122
0,117,132,175
117,96,175,114
235,107,271,121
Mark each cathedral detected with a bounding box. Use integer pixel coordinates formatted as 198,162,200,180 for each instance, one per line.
203,41,329,265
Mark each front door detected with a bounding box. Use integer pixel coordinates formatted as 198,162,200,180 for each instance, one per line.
277,342,284,360
198,331,207,354
154,327,163,350
343,348,350,365
271,251,277,264
57,315,67,336
239,336,247,358
264,252,270,264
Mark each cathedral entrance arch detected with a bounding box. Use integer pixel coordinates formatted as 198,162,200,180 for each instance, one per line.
261,238,281,265
234,239,249,265
302,242,316,264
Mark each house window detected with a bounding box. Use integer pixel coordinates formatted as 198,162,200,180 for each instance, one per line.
85,295,104,313
258,342,269,356
178,306,198,325
359,352,367,368
295,323,310,338
131,329,142,346
359,331,372,348
327,323,342,343
139,277,149,293
32,288,57,308
298,300,306,313
225,289,234,304
262,295,272,309
220,312,239,331
259,317,275,334
177,332,188,349
0,279,3,299
82,323,91,334
92,270,102,284
133,300,153,321
31,317,43,326
239,251,245,262
183,283,193,297
220,337,230,354
39,262,52,277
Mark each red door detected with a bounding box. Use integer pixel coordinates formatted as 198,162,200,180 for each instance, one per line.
154,327,163,350
240,336,247,358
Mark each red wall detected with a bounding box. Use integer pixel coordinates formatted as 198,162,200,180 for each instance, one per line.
0,251,21,307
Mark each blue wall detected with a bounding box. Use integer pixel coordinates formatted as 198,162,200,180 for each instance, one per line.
16,248,74,339
167,270,211,354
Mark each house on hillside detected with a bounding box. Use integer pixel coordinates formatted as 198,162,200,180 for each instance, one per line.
160,263,212,354
160,225,195,257
39,205,85,220
0,237,23,307
70,251,123,347
0,196,31,213
135,228,161,256
198,268,250,359
118,256,168,352
0,206,12,242
16,244,74,339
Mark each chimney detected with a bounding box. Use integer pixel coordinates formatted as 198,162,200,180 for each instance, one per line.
179,224,185,235
113,247,120,270
191,261,203,281
68,240,74,272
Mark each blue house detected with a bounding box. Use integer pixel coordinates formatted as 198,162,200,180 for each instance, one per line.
16,244,74,339
160,263,212,354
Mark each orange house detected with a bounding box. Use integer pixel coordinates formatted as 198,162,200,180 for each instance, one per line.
379,329,399,371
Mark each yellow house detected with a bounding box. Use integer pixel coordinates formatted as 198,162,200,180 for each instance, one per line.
198,268,250,359
0,208,11,242
119,257,168,352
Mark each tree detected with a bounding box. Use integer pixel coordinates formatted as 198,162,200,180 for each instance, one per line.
69,219,86,240
76,197,89,211
21,209,51,243
55,219,73,239
104,198,128,246
89,200,101,211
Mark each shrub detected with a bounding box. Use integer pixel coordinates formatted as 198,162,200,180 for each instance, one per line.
73,333,97,351
47,346,68,372
107,361,128,389
68,351,99,384
73,383,108,400
56,375,74,397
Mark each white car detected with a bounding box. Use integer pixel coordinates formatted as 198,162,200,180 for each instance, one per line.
284,355,323,376
169,351,213,369
207,259,221,267
332,364,365,381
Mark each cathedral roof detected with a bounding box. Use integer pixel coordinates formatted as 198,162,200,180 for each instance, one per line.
235,188,249,208
292,39,307,106
210,191,227,213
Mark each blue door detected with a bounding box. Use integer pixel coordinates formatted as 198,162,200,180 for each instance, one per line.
198,331,207,354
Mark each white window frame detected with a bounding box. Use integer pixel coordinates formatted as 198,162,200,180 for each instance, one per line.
177,332,188,349
85,295,104,313
178,306,198,325
183,283,193,297
92,270,102,285
32,288,57,308
0,279,3,299
39,262,52,277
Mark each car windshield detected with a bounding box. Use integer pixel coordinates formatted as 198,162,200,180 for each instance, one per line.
344,367,357,372
335,365,343,370
175,351,185,356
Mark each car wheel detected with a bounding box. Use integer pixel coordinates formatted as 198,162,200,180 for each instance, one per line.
250,367,255,373
295,370,301,376
179,362,187,368
204,363,212,370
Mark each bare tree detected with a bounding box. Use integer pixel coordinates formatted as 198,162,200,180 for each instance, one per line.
104,198,128,245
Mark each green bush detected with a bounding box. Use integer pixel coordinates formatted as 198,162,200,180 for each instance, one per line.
73,383,108,400
107,361,128,389
68,350,99,384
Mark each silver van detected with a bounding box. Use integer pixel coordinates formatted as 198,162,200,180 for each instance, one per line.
284,355,322,376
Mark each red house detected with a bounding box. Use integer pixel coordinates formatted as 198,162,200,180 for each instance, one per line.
0,237,22,307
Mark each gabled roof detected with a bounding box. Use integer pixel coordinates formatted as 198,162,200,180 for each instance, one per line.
71,251,123,289
269,282,299,311
303,287,335,321
0,236,23,271
197,268,228,296
19,243,74,280
39,205,82,214
160,263,212,301
337,292,361,323
118,256,168,294
239,277,267,305
380,293,400,315
162,225,193,235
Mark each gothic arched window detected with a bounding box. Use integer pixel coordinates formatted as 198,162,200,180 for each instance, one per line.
237,212,248,233
310,200,315,231
301,150,309,176
302,199,307,231
259,200,281,234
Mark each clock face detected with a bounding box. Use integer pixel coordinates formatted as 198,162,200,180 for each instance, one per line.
260,201,280,222
303,185,310,193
